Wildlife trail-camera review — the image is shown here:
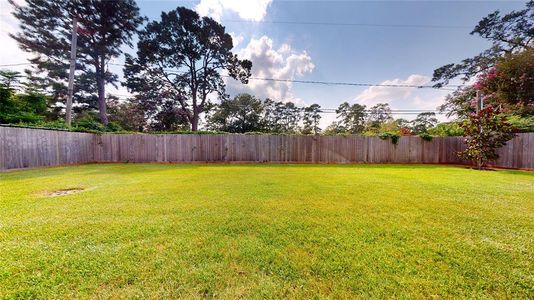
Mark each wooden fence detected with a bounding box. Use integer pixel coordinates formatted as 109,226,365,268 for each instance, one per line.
1,126,533,170
0,126,94,170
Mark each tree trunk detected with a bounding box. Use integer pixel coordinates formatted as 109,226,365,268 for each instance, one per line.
96,58,108,125
191,113,199,131
96,76,108,125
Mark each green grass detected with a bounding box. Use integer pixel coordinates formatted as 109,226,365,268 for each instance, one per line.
0,164,533,299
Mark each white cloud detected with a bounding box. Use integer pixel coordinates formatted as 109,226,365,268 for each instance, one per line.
0,0,32,68
353,74,452,121
195,0,273,22
355,74,430,106
229,32,244,48
226,36,314,102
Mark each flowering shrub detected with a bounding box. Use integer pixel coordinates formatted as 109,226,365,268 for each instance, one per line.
473,67,498,91
458,105,515,169
471,50,534,116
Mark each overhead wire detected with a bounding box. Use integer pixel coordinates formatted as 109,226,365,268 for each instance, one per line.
1,62,460,90
221,19,471,30
0,62,454,115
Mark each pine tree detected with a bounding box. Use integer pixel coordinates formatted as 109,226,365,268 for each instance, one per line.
10,0,144,124
302,104,322,135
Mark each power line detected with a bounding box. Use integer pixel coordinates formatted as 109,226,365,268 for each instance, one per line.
2,62,460,90
221,20,471,30
226,76,458,90
110,63,459,90
0,63,32,67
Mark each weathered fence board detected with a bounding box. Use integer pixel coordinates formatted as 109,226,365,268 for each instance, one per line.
1,126,533,170
0,127,94,170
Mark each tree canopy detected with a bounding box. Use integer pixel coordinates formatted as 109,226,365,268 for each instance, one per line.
0,71,47,124
302,104,322,135
207,94,264,133
335,102,366,134
10,0,144,124
432,1,533,88
124,6,252,131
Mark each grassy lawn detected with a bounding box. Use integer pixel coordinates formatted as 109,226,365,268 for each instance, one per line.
0,164,533,298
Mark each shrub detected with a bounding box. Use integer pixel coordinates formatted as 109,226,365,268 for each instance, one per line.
458,105,515,169
379,132,400,145
418,133,433,141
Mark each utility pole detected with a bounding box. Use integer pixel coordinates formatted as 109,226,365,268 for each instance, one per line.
475,90,483,169
475,90,482,113
66,16,78,127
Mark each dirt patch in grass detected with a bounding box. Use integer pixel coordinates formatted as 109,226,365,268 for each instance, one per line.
45,188,85,197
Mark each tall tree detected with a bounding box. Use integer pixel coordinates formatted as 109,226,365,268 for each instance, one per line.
207,94,264,133
439,48,534,118
476,49,534,116
367,103,393,129
302,104,322,135
276,102,301,133
149,100,190,131
0,70,23,90
107,97,147,131
432,1,533,88
335,102,367,134
124,7,252,131
411,112,438,134
10,0,144,125
438,86,477,118
262,98,282,132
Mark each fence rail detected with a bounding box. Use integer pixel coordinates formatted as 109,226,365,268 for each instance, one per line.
1,126,532,170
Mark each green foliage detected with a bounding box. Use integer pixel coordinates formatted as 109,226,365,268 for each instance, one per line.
207,94,264,133
459,105,515,169
379,132,400,145
438,86,477,119
432,1,533,87
149,101,190,132
10,0,144,124
334,102,366,134
107,97,147,132
0,70,23,90
411,112,438,134
428,122,464,136
276,102,301,133
31,120,70,130
367,103,393,129
261,99,302,133
418,133,433,141
479,49,534,116
363,120,400,136
302,103,322,135
27,111,125,133
0,85,47,124
508,115,534,132
124,6,252,131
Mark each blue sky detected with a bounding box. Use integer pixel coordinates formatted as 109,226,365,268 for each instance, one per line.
0,0,528,126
